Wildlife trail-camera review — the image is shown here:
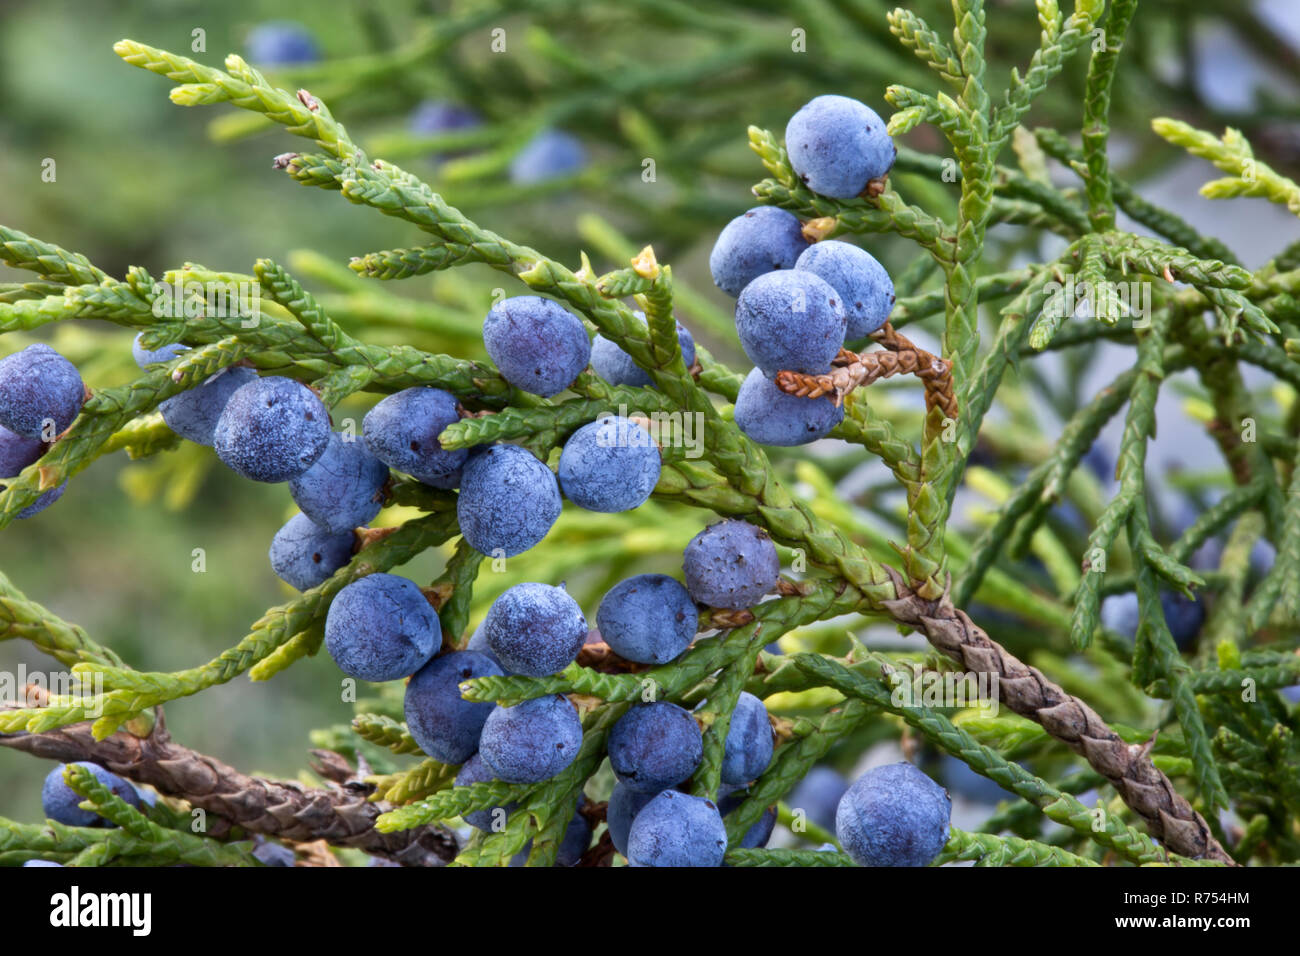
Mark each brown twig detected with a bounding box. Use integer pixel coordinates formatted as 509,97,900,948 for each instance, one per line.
0,712,458,866
880,567,1234,864
774,322,958,420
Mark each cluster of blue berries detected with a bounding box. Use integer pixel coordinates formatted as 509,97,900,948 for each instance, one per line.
709,95,897,447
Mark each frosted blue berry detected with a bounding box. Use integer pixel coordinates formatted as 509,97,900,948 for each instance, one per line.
362,387,466,490
590,313,696,388
683,519,780,609
482,296,590,398
131,333,187,368
736,270,846,376
482,582,586,677
709,207,808,298
213,376,331,483
457,444,562,557
836,762,951,867
289,432,389,533
795,240,895,339
466,622,505,671
734,367,844,446
455,752,517,832
246,21,318,65
42,762,141,828
0,343,84,439
324,572,438,682
509,129,586,184
718,785,777,849
160,366,257,446
788,765,848,831
510,797,592,867
608,702,703,794
404,650,504,764
626,790,727,867
596,573,696,665
607,782,661,856
721,692,773,785
478,694,583,784
557,416,660,513
23,860,64,867
269,512,354,591
786,95,896,199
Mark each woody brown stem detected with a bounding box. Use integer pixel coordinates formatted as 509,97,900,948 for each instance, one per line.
774,323,958,420
0,713,458,866
879,567,1234,864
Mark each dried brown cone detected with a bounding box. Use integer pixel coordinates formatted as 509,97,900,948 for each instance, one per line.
774,323,958,421
879,566,1234,864
0,713,458,866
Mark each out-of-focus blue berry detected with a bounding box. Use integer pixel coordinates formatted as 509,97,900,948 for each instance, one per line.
482,296,591,398
246,21,319,66
455,752,517,832
253,840,296,867
324,572,438,682
836,762,950,867
596,573,697,665
290,431,389,533
590,312,696,388
557,416,661,513
509,129,586,184
132,333,188,368
721,692,773,785
269,512,354,591
1162,590,1205,650
482,582,587,677
404,651,504,764
735,270,846,376
479,694,583,784
734,367,844,446
709,206,808,298
362,387,466,490
409,99,481,160
626,790,727,867
789,765,848,832
42,762,141,828
718,785,777,849
607,782,661,856
457,444,562,557
23,859,64,867
683,519,780,609
160,366,257,447
941,755,1013,805
0,343,84,439
785,95,895,199
795,240,895,339
608,702,703,794
213,376,331,483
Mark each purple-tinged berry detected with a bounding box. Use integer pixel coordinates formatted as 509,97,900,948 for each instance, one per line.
734,367,843,446
608,702,703,794
557,416,660,513
509,129,587,184
132,333,188,368
788,765,848,832
362,387,466,489
785,95,895,199
836,762,950,867
709,207,808,298
626,790,727,867
404,650,504,764
482,582,587,677
269,512,354,592
290,431,389,533
721,692,773,785
457,444,562,558
482,296,590,398
718,785,777,849
160,366,257,447
607,782,662,856
683,519,780,609
596,573,697,665
324,572,438,682
455,752,517,832
0,343,84,439
735,270,846,376
795,240,895,339
41,762,141,828
478,694,583,784
213,376,331,483
590,313,696,388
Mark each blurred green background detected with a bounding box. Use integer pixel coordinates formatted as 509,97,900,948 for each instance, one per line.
2,0,1299,826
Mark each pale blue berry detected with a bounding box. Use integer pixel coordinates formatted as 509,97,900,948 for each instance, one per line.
290,431,389,533
482,582,587,677
482,296,590,398
608,702,703,794
362,387,466,489
269,512,354,591
324,573,438,682
0,343,84,439
509,129,586,184
795,240,895,339
478,694,583,784
557,416,660,513
835,762,951,867
786,95,895,199
733,367,844,446
720,692,773,785
213,376,331,483
404,651,504,764
457,444,562,557
683,519,780,609
735,270,846,376
160,366,258,447
709,207,808,298
596,573,696,665
626,790,727,867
